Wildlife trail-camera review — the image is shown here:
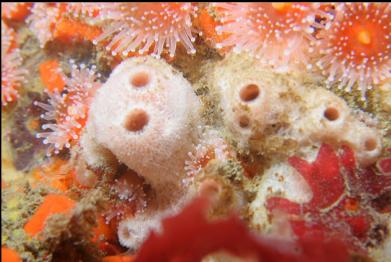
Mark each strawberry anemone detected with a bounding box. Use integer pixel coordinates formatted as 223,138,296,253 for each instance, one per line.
103,169,149,232
1,21,26,106
92,3,198,58
315,3,391,99
185,132,236,178
26,3,66,48
266,144,391,253
34,61,101,156
184,131,263,180
212,3,318,71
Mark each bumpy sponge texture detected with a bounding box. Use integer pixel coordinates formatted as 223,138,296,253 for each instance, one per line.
212,54,382,166
82,56,201,190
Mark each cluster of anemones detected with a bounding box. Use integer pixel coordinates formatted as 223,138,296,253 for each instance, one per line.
211,3,390,98
23,3,391,99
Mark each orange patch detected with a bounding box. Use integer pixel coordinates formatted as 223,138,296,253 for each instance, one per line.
92,214,123,254
92,215,116,243
194,8,230,55
24,194,76,237
1,247,22,262
102,255,135,262
1,179,7,189
344,198,360,212
39,60,66,94
53,17,102,43
26,118,41,131
31,158,73,192
1,3,32,21
239,155,262,179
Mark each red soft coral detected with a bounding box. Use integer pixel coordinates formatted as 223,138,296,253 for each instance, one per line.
135,195,349,262
266,144,391,253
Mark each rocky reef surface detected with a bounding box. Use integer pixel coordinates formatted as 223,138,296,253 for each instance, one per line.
1,3,390,262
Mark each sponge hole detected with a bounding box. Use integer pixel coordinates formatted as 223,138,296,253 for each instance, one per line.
364,138,377,151
240,84,260,102
121,227,131,239
324,107,339,121
124,109,149,132
239,115,250,128
131,72,150,88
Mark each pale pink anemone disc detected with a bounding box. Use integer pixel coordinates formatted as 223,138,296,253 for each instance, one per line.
213,3,318,72
92,3,198,58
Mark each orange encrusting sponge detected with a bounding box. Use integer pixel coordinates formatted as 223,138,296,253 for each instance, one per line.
24,194,76,237
53,17,102,43
39,60,66,94
194,8,229,55
1,247,22,262
30,158,73,192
